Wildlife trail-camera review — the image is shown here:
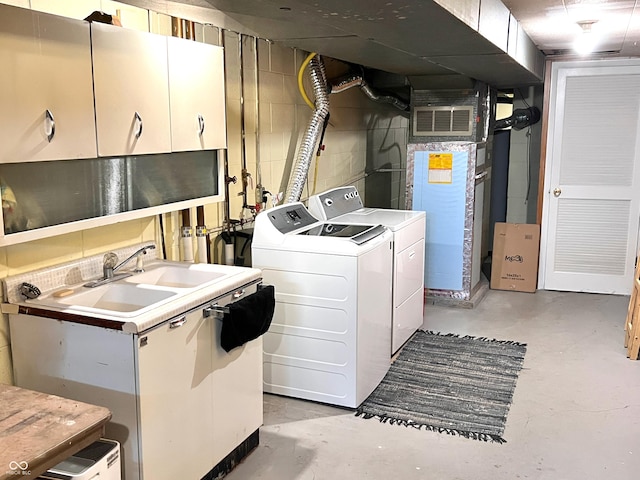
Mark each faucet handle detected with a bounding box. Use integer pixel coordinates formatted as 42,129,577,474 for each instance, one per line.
134,255,145,273
103,252,118,279
103,252,118,268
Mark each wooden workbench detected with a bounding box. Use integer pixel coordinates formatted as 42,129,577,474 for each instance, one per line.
0,384,111,479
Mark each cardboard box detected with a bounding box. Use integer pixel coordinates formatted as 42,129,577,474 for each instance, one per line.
490,223,541,293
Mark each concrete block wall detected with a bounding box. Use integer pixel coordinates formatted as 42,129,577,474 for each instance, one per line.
255,45,409,207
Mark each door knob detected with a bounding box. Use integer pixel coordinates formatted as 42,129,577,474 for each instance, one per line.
553,187,562,197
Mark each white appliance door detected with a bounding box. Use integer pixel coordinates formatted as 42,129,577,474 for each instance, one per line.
541,60,640,294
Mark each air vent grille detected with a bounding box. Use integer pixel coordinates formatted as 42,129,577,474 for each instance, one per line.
415,110,434,132
434,110,451,131
412,106,473,137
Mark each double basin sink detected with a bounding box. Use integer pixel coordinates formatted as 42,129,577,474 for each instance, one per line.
27,261,237,318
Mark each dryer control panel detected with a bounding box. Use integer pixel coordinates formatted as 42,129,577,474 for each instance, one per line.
308,186,364,220
266,203,318,234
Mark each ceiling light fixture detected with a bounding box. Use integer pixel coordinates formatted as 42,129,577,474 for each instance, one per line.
574,20,599,55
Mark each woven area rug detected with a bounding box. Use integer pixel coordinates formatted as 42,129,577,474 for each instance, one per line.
355,330,527,443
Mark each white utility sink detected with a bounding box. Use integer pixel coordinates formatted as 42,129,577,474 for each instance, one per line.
25,261,244,318
29,283,178,318
124,263,229,289
56,283,177,311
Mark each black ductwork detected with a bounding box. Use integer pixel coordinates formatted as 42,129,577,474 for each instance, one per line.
494,106,541,131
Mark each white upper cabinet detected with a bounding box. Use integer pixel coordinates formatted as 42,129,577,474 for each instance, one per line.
168,37,227,151
91,22,171,157
0,4,97,163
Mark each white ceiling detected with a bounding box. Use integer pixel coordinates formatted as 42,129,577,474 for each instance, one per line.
502,0,640,55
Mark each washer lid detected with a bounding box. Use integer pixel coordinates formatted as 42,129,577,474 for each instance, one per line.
296,223,386,244
330,209,425,231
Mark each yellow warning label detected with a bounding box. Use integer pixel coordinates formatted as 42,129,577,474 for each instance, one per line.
429,153,453,170
428,153,453,184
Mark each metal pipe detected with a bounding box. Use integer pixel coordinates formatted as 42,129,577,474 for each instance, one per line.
172,16,196,260
239,33,248,210
220,30,232,230
254,36,264,210
285,55,330,203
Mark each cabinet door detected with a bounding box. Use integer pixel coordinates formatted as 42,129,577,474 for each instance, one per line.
137,310,214,480
0,4,97,163
211,285,263,465
168,37,227,151
92,22,171,157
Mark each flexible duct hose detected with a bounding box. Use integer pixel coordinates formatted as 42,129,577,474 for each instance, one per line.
285,55,330,203
494,106,541,131
331,73,409,112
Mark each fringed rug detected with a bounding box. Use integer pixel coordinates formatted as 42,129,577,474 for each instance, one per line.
355,330,527,443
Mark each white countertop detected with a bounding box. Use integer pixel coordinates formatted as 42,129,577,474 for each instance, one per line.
3,249,263,334
14,266,262,333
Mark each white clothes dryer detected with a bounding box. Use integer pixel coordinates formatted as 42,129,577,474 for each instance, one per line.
308,186,426,354
252,202,393,408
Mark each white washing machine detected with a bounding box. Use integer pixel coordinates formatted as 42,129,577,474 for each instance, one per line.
252,202,393,408
308,186,426,354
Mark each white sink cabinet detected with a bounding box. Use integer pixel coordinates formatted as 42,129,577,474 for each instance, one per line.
9,281,263,480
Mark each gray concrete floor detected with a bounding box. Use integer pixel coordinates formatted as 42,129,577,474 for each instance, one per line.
226,290,640,480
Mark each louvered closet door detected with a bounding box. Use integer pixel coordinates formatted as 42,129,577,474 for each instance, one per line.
542,61,640,294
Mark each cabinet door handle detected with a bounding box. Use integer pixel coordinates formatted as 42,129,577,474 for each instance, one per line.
134,111,143,139
198,114,205,136
45,109,55,143
409,251,416,259
232,289,245,299
169,315,186,329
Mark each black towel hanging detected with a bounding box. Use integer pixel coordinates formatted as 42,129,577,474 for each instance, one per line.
220,285,275,352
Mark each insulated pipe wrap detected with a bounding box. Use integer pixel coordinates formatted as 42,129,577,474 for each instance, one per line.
285,55,330,204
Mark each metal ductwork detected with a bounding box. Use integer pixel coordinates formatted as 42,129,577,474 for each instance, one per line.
284,55,330,204
164,0,544,88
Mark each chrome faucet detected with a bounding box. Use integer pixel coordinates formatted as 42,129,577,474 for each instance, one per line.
106,244,156,278
85,245,156,288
